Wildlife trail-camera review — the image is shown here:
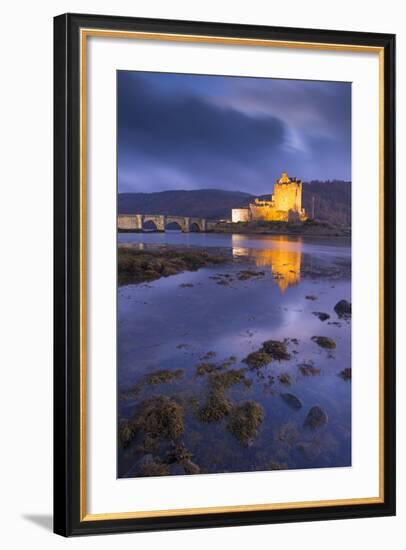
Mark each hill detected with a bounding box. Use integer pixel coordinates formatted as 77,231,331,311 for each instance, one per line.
118,189,252,220
302,180,351,226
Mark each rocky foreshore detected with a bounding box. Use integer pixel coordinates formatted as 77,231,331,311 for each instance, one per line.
118,244,227,285
118,326,350,477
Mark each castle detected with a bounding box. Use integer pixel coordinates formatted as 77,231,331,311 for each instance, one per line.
231,172,307,223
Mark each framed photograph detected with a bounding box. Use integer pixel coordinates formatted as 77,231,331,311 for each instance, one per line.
54,13,395,536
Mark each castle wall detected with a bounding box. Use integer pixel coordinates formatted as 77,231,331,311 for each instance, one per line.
249,203,289,221
232,208,251,222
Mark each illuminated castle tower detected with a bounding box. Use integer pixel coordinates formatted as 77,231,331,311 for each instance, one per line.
231,172,307,223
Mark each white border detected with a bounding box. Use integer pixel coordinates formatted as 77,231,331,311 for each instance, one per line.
87,36,380,514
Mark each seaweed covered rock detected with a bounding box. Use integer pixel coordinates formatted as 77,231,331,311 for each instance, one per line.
165,442,201,475
165,442,193,464
243,339,291,369
120,369,184,402
119,382,143,402
303,406,328,429
197,368,248,423
197,390,232,423
196,362,220,376
278,373,293,386
196,356,237,375
145,369,184,385
135,396,184,442
334,299,352,319
311,336,336,349
210,369,247,392
118,420,137,448
298,362,321,377
227,401,264,446
243,350,272,369
261,340,291,360
338,368,352,381
220,356,237,368
182,459,201,475
118,245,226,285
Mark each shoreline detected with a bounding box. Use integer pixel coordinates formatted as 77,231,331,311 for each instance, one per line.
118,221,351,238
207,220,351,237
118,229,351,239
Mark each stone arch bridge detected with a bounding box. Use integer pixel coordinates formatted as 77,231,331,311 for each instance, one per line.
118,214,207,233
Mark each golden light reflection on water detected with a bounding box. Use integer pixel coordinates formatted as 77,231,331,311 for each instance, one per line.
232,235,303,293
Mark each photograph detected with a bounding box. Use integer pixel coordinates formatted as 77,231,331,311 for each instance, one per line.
116,71,352,479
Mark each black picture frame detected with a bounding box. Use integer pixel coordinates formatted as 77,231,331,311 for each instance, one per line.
54,12,396,536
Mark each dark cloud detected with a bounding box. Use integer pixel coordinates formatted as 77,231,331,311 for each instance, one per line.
118,72,351,194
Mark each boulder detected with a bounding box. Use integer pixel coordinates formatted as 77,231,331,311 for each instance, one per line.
312,312,330,321
227,401,264,447
243,350,272,369
261,339,291,360
334,299,352,318
304,406,328,429
311,336,336,349
338,368,352,381
280,393,302,410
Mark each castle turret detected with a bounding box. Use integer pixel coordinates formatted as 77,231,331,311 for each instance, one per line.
273,172,303,214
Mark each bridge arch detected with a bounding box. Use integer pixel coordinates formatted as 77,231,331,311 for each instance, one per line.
142,215,165,232
166,216,189,232
142,219,159,231
189,222,201,232
166,220,183,231
189,218,206,232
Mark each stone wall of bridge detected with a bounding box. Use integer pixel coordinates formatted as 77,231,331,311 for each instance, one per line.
117,214,207,232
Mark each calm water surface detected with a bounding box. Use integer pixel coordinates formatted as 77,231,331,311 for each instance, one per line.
117,232,351,477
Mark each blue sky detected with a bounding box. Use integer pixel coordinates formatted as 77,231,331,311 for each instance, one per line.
117,71,351,195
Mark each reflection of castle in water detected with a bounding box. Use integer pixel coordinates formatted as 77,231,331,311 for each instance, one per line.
232,235,302,293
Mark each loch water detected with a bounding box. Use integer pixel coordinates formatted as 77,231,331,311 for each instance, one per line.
117,232,351,477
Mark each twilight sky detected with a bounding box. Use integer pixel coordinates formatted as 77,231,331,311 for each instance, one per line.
117,71,351,195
